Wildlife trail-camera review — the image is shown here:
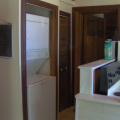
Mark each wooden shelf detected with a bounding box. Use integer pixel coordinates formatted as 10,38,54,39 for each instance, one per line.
78,59,115,70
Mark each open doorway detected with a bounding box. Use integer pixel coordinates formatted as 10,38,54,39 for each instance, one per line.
83,12,118,64
21,0,58,120
72,5,119,101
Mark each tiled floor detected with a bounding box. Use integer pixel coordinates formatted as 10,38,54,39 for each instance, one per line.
59,106,75,120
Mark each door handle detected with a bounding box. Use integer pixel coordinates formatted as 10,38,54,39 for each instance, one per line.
60,68,64,72
65,67,68,70
60,67,68,72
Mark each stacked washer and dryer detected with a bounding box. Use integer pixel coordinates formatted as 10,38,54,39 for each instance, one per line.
26,14,56,120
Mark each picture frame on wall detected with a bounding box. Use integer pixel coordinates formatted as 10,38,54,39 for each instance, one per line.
0,24,12,58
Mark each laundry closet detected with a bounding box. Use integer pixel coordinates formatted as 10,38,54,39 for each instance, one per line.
26,4,56,120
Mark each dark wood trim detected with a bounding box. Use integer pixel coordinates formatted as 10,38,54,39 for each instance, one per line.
55,9,58,119
50,11,58,76
94,68,100,94
21,0,28,120
49,10,59,120
72,8,76,103
73,5,120,13
21,0,58,120
60,11,70,18
72,8,75,98
118,8,120,40
26,0,58,11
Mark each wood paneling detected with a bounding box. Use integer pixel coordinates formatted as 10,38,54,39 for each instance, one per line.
72,5,120,39
59,13,72,111
50,11,58,76
83,15,105,64
73,12,83,97
94,68,100,94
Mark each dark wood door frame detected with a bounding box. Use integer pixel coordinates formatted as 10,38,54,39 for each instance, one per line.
59,11,74,109
72,5,120,97
21,0,58,120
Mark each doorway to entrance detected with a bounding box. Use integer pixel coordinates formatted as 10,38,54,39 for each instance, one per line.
83,14,106,64
72,5,119,100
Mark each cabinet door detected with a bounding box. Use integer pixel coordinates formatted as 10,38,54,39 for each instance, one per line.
59,16,72,112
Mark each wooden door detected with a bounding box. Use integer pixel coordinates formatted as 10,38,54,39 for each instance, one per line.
59,16,72,112
83,15,106,64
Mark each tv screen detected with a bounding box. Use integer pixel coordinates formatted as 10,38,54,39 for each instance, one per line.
0,24,12,57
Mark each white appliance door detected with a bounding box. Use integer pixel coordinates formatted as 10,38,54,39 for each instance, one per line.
26,14,49,51
27,78,56,120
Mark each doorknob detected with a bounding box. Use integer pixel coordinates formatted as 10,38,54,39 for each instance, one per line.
60,68,64,72
65,67,68,70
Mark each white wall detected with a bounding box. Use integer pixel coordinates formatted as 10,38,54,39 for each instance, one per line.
41,0,59,6
41,0,75,13
75,0,120,6
60,0,75,13
0,0,23,120
60,0,75,5
59,2,72,13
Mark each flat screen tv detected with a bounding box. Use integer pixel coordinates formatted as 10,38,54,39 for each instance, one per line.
0,24,12,57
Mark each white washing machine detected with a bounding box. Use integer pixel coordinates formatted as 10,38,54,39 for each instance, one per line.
27,74,56,120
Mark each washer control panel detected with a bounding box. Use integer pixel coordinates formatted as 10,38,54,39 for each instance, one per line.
26,50,49,60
